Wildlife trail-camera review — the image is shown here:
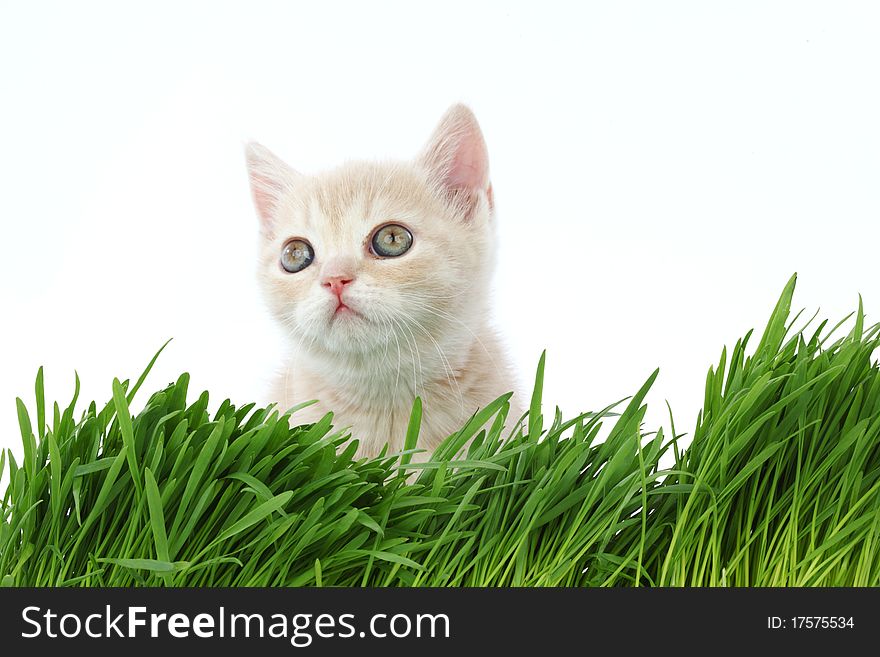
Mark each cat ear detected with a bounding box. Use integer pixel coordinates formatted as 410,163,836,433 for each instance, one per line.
418,104,493,219
245,142,300,231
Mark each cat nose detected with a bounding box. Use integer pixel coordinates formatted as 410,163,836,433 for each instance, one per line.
322,275,354,297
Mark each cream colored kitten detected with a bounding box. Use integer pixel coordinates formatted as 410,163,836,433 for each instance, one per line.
246,104,520,458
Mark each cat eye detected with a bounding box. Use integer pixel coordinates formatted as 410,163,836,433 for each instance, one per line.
371,224,413,258
280,239,314,273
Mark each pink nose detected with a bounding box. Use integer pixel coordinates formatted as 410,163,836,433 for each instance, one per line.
322,275,354,297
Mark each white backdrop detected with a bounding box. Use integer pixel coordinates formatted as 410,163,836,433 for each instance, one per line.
2,2,879,459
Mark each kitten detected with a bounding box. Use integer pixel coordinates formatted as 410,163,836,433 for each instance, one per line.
245,104,521,458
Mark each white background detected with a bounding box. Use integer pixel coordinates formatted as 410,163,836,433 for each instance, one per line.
2,1,879,458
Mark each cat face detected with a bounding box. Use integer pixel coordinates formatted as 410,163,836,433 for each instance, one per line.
246,105,496,361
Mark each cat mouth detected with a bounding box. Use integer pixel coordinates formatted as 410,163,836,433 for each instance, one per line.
332,301,361,319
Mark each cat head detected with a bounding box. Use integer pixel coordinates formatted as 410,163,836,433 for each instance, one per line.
246,104,497,361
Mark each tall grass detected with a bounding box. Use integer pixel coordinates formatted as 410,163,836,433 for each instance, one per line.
2,274,879,586
622,276,880,585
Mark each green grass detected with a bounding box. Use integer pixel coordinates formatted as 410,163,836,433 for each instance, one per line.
3,274,880,586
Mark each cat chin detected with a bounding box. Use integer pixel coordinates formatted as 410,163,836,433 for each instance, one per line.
292,319,389,357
